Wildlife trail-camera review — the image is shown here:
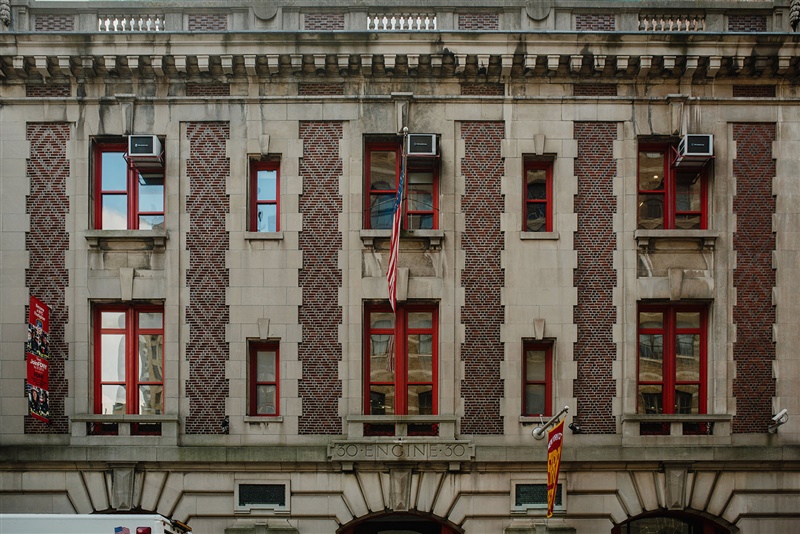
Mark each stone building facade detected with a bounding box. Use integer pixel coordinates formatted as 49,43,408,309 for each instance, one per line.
1,1,799,533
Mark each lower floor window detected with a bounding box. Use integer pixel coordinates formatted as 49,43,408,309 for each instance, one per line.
523,342,552,416
638,304,707,415
249,341,280,416
94,304,164,426
364,303,438,416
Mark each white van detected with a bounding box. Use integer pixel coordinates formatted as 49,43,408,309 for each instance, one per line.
0,513,190,534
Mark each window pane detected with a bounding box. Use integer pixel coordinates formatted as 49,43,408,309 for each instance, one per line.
675,214,701,230
408,312,432,329
138,334,163,382
257,169,277,201
407,335,433,383
407,184,433,212
407,385,433,415
675,385,699,414
256,385,277,415
101,333,126,382
525,384,546,415
638,334,663,381
102,311,126,328
638,194,664,229
676,172,702,211
369,151,396,190
639,311,663,329
139,311,162,329
638,151,665,191
256,350,276,382
370,334,395,383
638,385,663,414
139,385,163,414
526,169,547,199
407,213,433,230
526,203,547,232
525,349,546,381
101,152,127,189
139,214,165,231
102,195,128,229
101,385,126,415
370,385,394,415
370,193,394,229
257,204,277,232
371,312,395,330
676,312,700,329
138,174,164,212
676,334,700,382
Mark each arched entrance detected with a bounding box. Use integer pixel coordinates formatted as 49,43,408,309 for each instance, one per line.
612,510,735,534
339,512,461,534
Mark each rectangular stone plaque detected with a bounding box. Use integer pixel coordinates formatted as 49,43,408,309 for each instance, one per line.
328,440,474,462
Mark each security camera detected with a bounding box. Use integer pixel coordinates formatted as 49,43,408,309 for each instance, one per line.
772,409,788,423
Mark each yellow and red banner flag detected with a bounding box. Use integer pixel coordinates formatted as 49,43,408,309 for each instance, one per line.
546,418,565,517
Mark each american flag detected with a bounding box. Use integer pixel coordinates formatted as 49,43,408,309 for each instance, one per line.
387,155,405,311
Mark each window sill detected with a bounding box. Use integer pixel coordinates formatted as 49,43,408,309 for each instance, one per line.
360,229,444,250
71,413,179,423
520,231,559,241
635,229,719,249
85,229,168,251
244,231,283,241
346,414,457,439
244,415,284,423
622,413,731,423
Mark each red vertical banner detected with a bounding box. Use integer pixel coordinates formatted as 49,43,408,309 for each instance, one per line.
546,418,565,518
26,295,51,423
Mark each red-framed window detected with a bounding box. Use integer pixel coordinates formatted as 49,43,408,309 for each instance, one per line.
522,342,553,416
93,141,165,230
364,303,438,415
249,341,280,416
523,159,553,232
365,141,438,230
249,160,280,232
638,144,708,230
94,304,164,418
637,304,707,415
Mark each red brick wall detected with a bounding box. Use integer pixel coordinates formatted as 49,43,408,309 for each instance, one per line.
732,85,776,98
186,83,231,97
574,84,617,97
298,83,345,96
304,13,345,31
187,14,228,31
34,15,74,32
460,121,505,435
727,15,767,32
461,83,504,96
26,85,71,98
298,122,343,434
732,123,776,433
458,13,499,30
185,122,231,434
25,123,70,434
573,122,617,434
576,13,615,31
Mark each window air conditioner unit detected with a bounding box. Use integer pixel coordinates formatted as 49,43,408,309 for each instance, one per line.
407,133,437,156
128,135,162,158
678,134,713,157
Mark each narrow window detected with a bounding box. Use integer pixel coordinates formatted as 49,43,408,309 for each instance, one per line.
523,159,553,232
523,342,553,416
248,341,280,416
249,160,280,232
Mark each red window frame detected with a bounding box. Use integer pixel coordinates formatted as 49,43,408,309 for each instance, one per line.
637,143,708,230
249,160,280,232
364,141,439,230
637,304,707,415
248,341,280,416
522,342,553,416
93,304,164,417
93,141,165,230
523,160,553,232
364,303,438,416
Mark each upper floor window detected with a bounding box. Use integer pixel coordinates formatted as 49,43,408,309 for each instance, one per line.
94,304,164,418
523,342,552,416
248,341,280,416
638,144,708,230
364,303,438,415
637,304,707,415
365,141,438,230
249,160,280,232
523,159,553,232
93,140,165,230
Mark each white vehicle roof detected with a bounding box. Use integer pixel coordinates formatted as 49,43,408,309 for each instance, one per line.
0,513,189,534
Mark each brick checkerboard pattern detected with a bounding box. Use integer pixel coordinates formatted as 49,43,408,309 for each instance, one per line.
298,83,345,96
298,122,344,434
731,123,776,433
26,85,72,98
34,14,74,32
732,85,776,98
304,13,345,31
727,15,767,32
186,83,231,97
188,14,228,31
460,121,505,434
461,83,505,96
185,122,231,434
573,84,618,97
573,122,618,434
458,13,499,30
25,123,70,434
575,13,615,31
